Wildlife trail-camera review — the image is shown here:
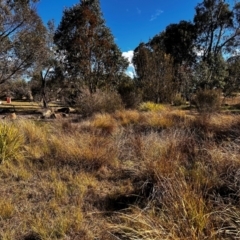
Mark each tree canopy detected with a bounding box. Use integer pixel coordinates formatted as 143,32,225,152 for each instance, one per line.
194,0,240,62
0,0,46,84
54,0,128,94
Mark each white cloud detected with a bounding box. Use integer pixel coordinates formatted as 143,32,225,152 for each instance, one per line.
122,50,135,78
233,48,240,56
193,47,204,57
150,9,163,21
122,50,134,67
126,66,135,78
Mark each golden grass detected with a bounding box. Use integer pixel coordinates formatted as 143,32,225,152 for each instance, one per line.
47,132,118,170
0,108,240,239
91,113,119,134
138,101,168,112
0,198,15,220
140,112,175,128
0,121,24,163
114,109,140,126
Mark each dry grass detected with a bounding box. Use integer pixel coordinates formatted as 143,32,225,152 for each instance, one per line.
0,107,240,239
138,101,168,112
114,110,140,126
0,121,24,164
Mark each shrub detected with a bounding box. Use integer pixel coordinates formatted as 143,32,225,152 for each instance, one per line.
120,91,142,109
76,89,123,117
193,89,222,114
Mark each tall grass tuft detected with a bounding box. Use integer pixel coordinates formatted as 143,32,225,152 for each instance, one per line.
0,198,15,220
19,120,51,161
114,110,140,126
0,121,24,164
91,113,118,135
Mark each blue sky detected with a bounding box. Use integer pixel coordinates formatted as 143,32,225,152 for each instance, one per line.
37,0,200,77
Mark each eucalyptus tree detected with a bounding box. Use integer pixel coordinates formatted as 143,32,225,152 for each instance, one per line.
194,0,240,61
192,0,240,90
149,22,197,100
133,42,175,103
54,0,128,94
150,21,197,66
0,0,46,84
32,20,65,108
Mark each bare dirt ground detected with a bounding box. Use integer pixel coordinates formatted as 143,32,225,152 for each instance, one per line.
0,100,75,120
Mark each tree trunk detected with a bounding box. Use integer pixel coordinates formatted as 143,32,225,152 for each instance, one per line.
40,71,48,108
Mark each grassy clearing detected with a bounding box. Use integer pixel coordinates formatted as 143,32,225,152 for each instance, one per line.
0,106,240,239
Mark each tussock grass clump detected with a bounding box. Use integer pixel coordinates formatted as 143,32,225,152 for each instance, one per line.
0,121,24,164
20,120,49,144
109,182,212,239
20,120,51,161
139,112,175,129
189,113,240,143
91,113,118,135
113,109,140,126
137,110,189,130
136,131,180,177
0,198,15,220
48,132,118,170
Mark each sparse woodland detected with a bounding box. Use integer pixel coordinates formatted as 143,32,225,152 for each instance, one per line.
0,0,240,239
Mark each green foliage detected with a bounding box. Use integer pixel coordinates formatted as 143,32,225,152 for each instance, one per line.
133,0,240,101
0,122,24,164
194,0,239,62
192,54,228,90
223,56,240,97
0,0,46,84
3,79,29,100
151,21,197,65
133,43,175,103
117,75,142,109
193,89,222,114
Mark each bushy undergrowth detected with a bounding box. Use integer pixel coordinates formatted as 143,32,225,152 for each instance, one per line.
76,89,123,117
193,89,222,114
0,109,240,239
172,93,186,106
